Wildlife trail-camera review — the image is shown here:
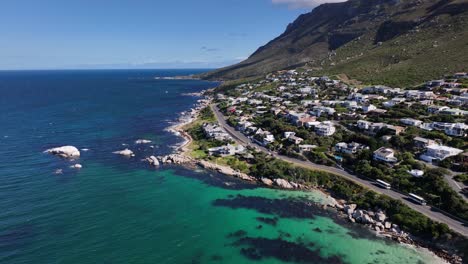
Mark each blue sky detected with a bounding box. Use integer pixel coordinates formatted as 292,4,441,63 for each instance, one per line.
0,0,339,70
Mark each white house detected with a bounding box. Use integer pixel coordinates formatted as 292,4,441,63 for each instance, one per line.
420,145,463,163
299,144,317,152
400,118,423,127
208,145,245,157
444,123,467,137
315,122,336,136
373,147,398,163
362,104,377,113
283,131,296,139
357,120,371,130
335,142,369,154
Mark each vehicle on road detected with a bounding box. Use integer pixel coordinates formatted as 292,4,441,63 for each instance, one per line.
408,193,427,205
376,179,391,189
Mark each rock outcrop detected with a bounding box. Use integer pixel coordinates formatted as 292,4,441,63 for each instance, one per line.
261,178,273,186
273,178,293,189
159,154,193,164
45,146,80,159
145,156,160,167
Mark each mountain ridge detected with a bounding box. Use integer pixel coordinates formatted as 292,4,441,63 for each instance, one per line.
202,0,468,86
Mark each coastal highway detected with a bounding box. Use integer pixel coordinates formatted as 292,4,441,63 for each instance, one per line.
210,104,468,237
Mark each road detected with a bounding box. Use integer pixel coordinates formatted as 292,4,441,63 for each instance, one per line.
210,104,468,236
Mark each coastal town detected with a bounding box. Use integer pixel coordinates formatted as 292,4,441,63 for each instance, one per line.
204,69,467,203
159,69,467,263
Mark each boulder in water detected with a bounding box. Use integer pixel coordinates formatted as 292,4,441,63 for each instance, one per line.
45,146,80,159
113,149,135,157
70,164,82,169
145,156,160,167
135,139,152,144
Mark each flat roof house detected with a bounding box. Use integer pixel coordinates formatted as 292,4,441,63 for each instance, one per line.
414,137,438,149
420,145,463,163
373,147,398,163
315,122,336,136
335,142,369,154
400,118,423,127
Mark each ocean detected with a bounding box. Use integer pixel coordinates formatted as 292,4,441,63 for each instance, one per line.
0,70,444,264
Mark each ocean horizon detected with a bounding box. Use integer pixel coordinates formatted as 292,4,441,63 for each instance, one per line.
0,69,445,264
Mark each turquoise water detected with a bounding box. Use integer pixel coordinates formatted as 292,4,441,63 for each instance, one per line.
0,70,443,264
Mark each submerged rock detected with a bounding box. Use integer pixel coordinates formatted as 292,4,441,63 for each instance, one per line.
113,149,135,157
45,146,80,159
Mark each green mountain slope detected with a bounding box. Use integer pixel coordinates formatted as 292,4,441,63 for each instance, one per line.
203,0,468,86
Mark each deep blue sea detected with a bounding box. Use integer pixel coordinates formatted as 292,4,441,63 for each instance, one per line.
0,70,444,264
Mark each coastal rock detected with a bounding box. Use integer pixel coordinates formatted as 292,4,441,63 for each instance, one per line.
45,146,80,159
384,222,392,229
234,172,255,182
375,222,384,229
159,154,193,164
261,178,273,186
290,181,299,189
344,204,357,215
145,156,160,167
363,214,374,224
375,212,387,222
135,139,152,144
70,164,82,169
113,149,135,157
273,178,293,189
352,210,365,222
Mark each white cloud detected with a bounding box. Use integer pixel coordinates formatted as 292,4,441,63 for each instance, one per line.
272,0,347,9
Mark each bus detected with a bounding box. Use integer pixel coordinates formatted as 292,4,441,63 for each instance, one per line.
376,179,391,189
408,193,427,205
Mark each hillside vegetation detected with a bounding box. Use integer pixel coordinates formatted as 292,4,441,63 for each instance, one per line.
203,0,468,86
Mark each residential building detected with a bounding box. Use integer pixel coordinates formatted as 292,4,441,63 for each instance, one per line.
420,145,464,163
445,123,467,137
400,118,423,127
299,144,317,152
439,108,468,116
362,104,377,113
335,142,369,154
315,122,336,136
202,123,230,141
208,145,245,157
373,147,398,163
414,137,438,149
311,106,336,117
288,135,304,145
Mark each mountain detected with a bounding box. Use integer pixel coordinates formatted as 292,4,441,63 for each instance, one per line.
203,0,468,86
